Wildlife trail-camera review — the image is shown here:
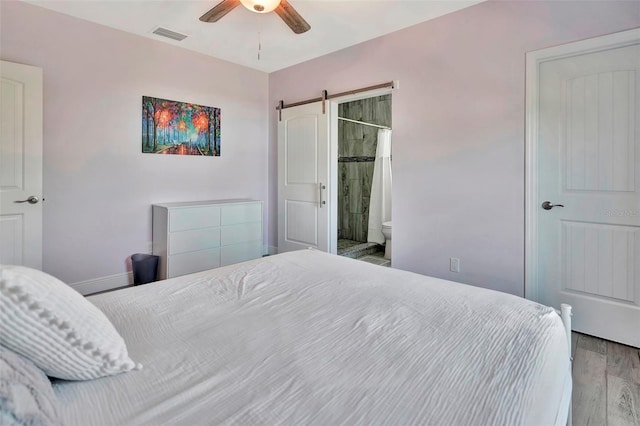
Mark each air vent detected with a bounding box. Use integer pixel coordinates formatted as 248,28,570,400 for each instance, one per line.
152,27,188,42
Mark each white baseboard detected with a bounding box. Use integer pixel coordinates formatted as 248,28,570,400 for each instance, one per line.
70,272,132,296
263,245,278,256
73,247,278,295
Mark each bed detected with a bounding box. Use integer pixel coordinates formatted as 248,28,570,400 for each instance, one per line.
46,250,571,425
46,249,572,425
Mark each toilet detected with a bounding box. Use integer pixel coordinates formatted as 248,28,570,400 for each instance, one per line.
381,221,392,260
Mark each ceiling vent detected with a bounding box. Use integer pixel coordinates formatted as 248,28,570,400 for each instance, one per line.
152,27,188,42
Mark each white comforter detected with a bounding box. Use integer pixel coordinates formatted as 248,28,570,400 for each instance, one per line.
55,250,570,425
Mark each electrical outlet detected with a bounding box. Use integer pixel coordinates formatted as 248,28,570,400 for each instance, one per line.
450,257,460,273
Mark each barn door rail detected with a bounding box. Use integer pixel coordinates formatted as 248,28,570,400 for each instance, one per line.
276,81,395,121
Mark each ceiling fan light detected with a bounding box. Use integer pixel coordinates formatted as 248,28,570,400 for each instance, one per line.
240,0,281,13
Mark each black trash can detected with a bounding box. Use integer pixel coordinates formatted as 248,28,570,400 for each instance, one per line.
131,253,159,285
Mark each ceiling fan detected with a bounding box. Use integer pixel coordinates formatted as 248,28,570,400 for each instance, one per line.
199,0,311,34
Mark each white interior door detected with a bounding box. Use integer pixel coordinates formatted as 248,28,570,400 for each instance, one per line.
0,61,43,268
532,31,640,348
278,102,329,253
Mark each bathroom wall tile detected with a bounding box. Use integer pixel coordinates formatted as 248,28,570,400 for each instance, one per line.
374,96,392,128
352,213,367,242
361,199,369,227
347,138,364,157
362,129,376,157
338,121,346,157
343,123,355,146
362,196,370,221
338,94,391,243
341,187,350,224
362,163,374,198
351,120,365,140
349,178,362,214
346,162,361,182
362,97,374,122
344,101,363,122
338,163,345,237
345,134,363,158
338,163,349,239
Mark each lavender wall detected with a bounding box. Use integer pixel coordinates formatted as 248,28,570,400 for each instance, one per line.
269,1,640,296
1,1,269,286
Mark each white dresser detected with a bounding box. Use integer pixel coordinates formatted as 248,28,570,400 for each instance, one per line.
152,199,263,280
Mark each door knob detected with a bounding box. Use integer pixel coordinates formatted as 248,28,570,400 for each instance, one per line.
14,196,39,204
542,201,564,210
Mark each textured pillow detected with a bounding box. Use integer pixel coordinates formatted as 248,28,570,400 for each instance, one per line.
0,265,141,381
0,344,61,426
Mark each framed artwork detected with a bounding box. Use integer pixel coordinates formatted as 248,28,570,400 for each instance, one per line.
142,96,220,156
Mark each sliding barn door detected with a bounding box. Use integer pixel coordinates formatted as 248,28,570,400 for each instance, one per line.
277,102,329,253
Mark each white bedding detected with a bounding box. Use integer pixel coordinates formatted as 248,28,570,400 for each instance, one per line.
54,250,571,425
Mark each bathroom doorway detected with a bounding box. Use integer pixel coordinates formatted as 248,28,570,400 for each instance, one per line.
335,94,392,265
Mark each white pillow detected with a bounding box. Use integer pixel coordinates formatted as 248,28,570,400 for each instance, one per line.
0,344,61,425
0,265,141,381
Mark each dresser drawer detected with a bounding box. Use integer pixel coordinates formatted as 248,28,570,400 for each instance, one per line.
220,241,263,267
168,248,220,278
154,200,263,279
221,203,261,226
170,206,221,232
220,222,261,246
169,227,220,255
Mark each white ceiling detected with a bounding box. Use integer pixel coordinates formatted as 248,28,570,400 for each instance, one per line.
25,0,482,73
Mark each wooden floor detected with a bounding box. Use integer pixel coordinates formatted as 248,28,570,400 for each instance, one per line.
572,332,640,425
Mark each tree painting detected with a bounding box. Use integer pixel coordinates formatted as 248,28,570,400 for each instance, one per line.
142,96,221,156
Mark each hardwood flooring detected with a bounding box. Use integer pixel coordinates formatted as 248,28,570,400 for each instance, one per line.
572,332,640,425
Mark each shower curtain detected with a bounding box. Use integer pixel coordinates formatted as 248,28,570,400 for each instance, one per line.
367,129,392,245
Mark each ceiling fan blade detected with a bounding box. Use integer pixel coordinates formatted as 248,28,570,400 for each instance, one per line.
199,0,241,22
274,0,310,34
